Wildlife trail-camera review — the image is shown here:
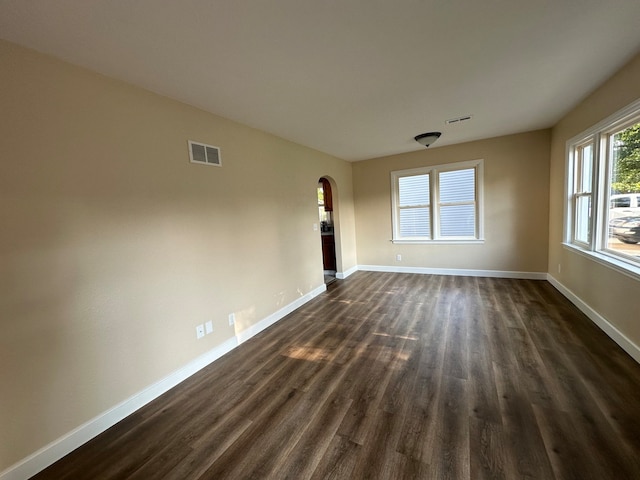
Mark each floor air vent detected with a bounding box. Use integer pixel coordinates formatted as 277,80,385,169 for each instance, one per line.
188,140,221,166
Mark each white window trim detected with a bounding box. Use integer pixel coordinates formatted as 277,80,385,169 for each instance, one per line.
563,96,640,280
391,159,484,244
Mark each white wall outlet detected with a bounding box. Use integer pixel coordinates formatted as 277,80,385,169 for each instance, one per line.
196,324,205,339
313,223,318,231
205,321,213,334
396,254,402,261
229,313,235,326
558,263,562,273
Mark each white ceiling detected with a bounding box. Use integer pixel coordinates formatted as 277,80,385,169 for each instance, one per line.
1,1,640,161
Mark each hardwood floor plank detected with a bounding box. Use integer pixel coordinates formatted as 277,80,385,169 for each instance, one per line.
538,343,640,477
507,325,560,410
197,387,307,479
532,404,612,480
395,367,442,465
161,414,253,480
468,347,502,423
493,360,556,479
336,323,399,443
469,416,508,480
443,282,469,380
349,408,405,479
487,278,526,330
269,393,353,480
565,347,640,453
31,272,640,480
308,434,360,480
428,375,470,480
380,332,421,415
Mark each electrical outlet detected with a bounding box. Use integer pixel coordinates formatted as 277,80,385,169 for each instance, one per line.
396,254,402,261
196,324,205,339
229,313,235,326
205,321,213,334
558,263,562,273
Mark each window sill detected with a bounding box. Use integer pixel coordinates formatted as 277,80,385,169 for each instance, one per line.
392,239,485,245
562,242,640,281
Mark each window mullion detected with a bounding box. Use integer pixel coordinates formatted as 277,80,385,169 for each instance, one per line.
592,134,606,252
431,170,439,239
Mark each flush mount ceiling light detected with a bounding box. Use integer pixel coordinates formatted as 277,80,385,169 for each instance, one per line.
414,131,442,148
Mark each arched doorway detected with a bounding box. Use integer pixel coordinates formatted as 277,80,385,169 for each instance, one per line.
318,177,337,284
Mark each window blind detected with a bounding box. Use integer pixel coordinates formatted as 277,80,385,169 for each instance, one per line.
398,174,430,237
439,168,476,237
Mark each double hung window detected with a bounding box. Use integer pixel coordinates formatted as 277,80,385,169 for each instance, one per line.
391,159,483,243
566,98,640,275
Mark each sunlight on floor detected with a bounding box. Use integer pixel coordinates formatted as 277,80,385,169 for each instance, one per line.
284,346,332,362
372,332,418,341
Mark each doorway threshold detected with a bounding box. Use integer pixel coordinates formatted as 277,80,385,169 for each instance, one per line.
324,270,337,285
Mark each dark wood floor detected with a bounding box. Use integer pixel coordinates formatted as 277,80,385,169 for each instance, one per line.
33,272,640,479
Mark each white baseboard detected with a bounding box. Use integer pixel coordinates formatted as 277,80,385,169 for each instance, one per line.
336,265,358,280
0,283,327,480
546,274,640,364
235,283,326,344
357,264,547,280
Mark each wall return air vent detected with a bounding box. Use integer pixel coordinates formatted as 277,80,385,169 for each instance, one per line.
188,140,221,166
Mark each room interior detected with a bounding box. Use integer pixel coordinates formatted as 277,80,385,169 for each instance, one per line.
1,1,640,478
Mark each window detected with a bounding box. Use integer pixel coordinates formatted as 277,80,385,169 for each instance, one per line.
391,159,483,243
572,140,594,245
565,98,640,275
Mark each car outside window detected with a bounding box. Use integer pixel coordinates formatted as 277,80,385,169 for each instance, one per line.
612,197,630,208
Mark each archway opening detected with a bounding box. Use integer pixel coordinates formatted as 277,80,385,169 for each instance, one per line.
318,177,337,284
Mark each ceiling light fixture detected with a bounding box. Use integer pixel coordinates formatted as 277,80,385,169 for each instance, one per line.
414,132,441,148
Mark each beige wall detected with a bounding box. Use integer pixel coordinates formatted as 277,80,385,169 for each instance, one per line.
548,52,640,351
353,130,551,273
0,40,356,470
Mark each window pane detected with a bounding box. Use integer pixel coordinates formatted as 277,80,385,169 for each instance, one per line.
399,208,430,237
440,168,475,203
579,144,593,192
611,122,640,196
575,195,591,243
440,204,475,237
606,121,640,259
438,168,476,237
399,174,429,206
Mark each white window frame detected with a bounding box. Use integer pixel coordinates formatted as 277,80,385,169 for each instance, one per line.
568,137,596,248
564,97,640,280
391,159,484,244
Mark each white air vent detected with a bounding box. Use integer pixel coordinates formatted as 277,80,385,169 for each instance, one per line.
445,115,473,125
188,140,221,166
